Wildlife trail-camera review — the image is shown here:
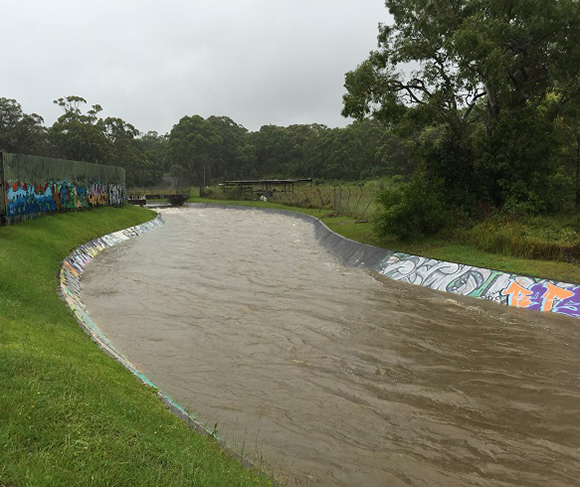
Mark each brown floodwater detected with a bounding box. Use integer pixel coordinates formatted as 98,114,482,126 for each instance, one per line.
81,207,580,486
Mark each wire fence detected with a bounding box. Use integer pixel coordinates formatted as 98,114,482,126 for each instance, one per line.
269,185,378,220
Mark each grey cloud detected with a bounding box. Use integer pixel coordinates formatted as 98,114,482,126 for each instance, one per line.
1,0,389,133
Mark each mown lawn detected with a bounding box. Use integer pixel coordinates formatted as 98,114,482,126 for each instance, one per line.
0,204,273,487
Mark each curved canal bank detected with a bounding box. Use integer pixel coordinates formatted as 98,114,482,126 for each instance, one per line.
0,205,273,487
58,209,276,483
82,206,580,486
184,203,580,319
59,213,165,374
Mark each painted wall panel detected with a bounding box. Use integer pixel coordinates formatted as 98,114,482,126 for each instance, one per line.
1,152,126,223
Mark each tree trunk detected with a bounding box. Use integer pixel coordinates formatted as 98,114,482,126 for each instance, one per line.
484,81,498,135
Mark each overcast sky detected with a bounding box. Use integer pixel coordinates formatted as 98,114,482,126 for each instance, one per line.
2,0,389,134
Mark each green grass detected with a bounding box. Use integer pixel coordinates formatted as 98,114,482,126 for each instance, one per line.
455,214,580,262
0,205,273,487
188,196,580,284
189,196,335,216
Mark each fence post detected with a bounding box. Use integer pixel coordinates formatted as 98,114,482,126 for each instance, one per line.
353,186,363,217
316,187,323,212
303,190,315,208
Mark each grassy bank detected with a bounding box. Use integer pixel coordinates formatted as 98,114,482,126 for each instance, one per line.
188,197,580,284
0,205,273,487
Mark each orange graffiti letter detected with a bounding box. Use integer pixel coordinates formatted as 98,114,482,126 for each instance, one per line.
541,283,574,312
502,281,533,308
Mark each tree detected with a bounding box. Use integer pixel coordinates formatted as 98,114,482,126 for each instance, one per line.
0,97,48,155
251,125,295,178
375,129,416,177
136,131,169,186
206,116,248,180
104,117,147,186
555,100,580,210
166,115,222,185
343,0,580,213
49,96,112,164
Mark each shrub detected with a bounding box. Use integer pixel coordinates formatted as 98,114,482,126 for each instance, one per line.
374,176,450,240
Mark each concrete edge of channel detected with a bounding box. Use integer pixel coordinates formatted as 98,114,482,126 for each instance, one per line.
183,202,580,319
183,202,393,269
56,211,281,485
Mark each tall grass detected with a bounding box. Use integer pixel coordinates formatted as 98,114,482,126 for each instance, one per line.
456,214,580,262
0,205,273,487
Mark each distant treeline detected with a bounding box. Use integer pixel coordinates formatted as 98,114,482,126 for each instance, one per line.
0,96,415,188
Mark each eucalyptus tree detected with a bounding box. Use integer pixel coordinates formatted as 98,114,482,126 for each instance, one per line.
136,131,169,185
104,117,144,186
206,115,248,181
166,115,222,185
251,125,295,177
49,96,112,164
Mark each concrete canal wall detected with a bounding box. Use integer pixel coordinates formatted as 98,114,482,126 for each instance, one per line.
186,203,580,319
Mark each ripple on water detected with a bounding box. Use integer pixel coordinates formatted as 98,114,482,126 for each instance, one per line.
82,208,580,487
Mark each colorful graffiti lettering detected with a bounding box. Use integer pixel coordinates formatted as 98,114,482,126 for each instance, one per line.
5,179,126,218
378,252,580,318
502,281,576,313
502,281,534,308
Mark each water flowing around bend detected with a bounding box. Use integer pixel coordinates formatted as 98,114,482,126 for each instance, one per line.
82,207,580,486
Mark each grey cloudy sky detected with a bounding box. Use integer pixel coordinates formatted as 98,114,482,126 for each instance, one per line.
2,0,389,134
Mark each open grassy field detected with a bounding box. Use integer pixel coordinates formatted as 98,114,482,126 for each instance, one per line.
0,205,273,487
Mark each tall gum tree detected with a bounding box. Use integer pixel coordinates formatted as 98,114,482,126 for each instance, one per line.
167,115,223,186
49,96,112,164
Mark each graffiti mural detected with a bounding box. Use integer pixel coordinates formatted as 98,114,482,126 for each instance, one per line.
377,252,580,318
0,152,127,224
5,179,126,218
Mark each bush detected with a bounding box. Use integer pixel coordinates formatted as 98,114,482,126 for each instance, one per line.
374,176,450,240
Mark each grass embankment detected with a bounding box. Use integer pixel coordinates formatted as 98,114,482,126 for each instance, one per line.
188,196,580,284
0,205,273,487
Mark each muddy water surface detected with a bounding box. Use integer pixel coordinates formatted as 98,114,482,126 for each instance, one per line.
82,208,580,486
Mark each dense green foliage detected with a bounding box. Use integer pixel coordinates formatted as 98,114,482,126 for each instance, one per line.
374,177,450,240
343,0,580,237
0,97,416,187
0,205,273,486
